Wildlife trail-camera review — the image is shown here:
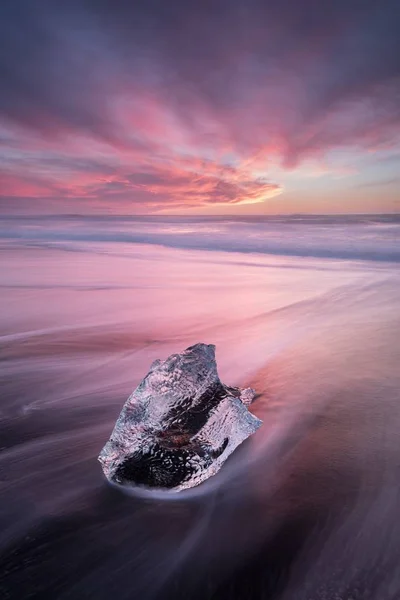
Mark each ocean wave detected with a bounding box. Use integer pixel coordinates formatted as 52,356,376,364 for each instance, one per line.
1,214,400,262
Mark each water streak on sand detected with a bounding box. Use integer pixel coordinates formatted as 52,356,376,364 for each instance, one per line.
1,215,400,599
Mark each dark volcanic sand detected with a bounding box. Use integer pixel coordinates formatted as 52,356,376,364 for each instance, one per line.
1,216,400,599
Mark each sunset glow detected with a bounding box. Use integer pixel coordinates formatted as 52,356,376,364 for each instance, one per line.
0,1,399,215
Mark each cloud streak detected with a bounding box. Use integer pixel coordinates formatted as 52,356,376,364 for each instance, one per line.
0,0,399,212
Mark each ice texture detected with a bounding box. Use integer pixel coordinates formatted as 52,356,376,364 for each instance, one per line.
98,343,262,491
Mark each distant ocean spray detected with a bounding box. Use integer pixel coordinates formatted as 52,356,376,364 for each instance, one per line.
1,213,400,261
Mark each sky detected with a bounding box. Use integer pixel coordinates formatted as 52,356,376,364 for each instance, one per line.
0,0,399,215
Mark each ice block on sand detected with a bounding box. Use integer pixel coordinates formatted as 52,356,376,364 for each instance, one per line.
99,343,262,491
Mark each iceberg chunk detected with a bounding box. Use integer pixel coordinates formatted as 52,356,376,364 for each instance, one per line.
99,343,262,491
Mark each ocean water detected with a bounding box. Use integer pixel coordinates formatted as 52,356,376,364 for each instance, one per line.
1,214,400,599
